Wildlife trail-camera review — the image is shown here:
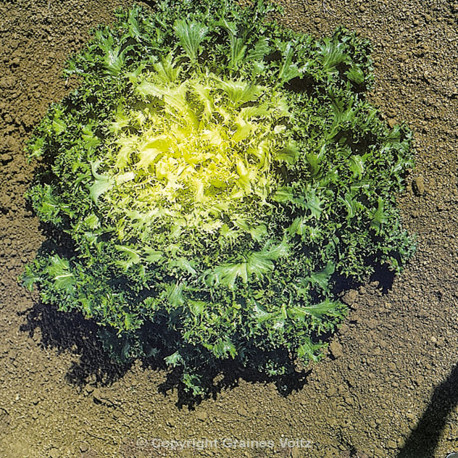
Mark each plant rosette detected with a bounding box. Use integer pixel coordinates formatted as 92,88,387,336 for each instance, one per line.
24,0,415,395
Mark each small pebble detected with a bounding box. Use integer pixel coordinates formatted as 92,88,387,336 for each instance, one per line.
413,176,425,196
387,440,397,449
329,340,344,359
196,410,208,421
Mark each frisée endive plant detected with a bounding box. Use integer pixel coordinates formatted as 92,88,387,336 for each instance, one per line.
24,0,415,396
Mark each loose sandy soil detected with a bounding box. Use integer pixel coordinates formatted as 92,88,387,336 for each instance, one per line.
0,0,457,457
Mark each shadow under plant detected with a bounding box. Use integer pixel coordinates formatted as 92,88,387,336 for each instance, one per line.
20,299,312,408
19,253,398,409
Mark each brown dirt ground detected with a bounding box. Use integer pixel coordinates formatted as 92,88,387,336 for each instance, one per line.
0,0,457,457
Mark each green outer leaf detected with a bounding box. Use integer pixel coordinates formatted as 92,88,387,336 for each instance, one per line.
297,338,323,362
288,298,341,320
89,161,113,203
173,20,208,61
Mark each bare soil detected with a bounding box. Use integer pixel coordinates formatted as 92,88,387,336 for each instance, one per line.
0,0,457,457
